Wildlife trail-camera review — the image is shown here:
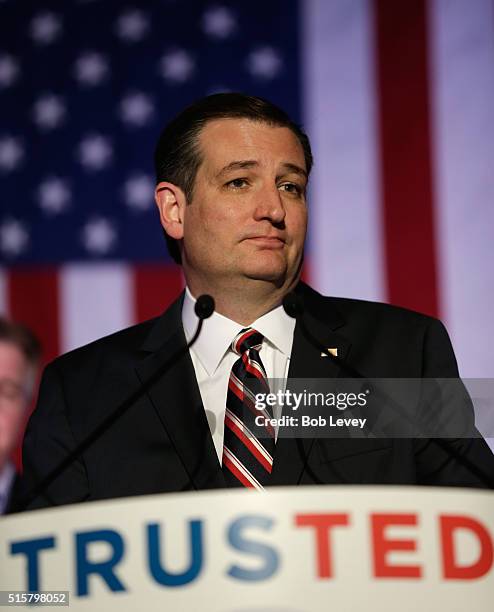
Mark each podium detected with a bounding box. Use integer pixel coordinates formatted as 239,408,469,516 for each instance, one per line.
1,486,493,611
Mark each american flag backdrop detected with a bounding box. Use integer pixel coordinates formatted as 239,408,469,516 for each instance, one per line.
0,1,493,404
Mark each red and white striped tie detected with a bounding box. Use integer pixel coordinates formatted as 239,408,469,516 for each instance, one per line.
222,328,275,489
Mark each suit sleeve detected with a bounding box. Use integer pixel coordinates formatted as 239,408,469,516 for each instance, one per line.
16,361,90,511
414,318,494,488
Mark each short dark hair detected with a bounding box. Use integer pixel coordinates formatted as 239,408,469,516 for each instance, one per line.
0,317,41,367
154,93,313,264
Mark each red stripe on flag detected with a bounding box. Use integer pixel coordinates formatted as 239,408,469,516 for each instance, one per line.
7,267,61,364
8,268,60,471
133,264,183,323
373,0,439,318
301,260,311,285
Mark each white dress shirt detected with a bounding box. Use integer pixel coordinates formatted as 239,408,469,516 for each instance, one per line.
182,287,296,461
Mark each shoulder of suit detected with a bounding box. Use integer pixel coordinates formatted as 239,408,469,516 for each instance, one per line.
331,295,440,326
47,316,161,373
300,283,443,330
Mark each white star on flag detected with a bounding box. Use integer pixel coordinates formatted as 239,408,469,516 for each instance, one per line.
119,92,155,126
247,46,283,79
202,6,237,39
82,217,118,255
77,134,113,171
38,177,71,214
32,94,66,130
0,218,29,258
30,12,62,45
0,54,20,89
116,9,150,42
159,49,195,83
124,174,154,211
0,136,24,172
74,52,109,86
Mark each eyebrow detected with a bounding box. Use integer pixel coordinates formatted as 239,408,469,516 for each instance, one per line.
215,160,258,178
280,163,308,180
215,160,308,181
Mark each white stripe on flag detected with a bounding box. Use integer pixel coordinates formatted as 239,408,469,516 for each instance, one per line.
60,264,133,353
0,269,8,316
302,0,385,301
430,0,494,377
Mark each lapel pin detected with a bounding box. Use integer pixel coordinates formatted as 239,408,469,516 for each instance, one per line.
321,348,338,358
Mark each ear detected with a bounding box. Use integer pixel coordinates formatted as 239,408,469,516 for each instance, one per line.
155,182,187,240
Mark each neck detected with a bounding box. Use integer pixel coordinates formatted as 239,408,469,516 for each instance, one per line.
186,276,299,325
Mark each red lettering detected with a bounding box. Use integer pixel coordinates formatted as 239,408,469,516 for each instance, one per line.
440,515,494,580
371,513,421,578
295,513,349,578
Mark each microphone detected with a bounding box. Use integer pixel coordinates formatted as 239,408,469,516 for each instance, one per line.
282,292,494,489
18,295,216,511
195,294,215,320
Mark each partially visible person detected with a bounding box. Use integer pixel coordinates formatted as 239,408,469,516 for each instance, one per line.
17,94,494,510
0,318,41,514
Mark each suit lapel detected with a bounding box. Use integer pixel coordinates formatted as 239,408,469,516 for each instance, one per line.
270,284,355,485
135,294,226,490
134,284,368,490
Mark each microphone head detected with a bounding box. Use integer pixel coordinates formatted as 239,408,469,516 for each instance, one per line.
282,292,304,319
195,294,215,320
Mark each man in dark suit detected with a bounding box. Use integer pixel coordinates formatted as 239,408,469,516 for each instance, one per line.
19,93,494,509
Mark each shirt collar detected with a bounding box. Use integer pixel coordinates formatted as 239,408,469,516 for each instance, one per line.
182,287,295,376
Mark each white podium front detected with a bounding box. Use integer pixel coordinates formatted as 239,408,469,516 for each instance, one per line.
1,486,493,611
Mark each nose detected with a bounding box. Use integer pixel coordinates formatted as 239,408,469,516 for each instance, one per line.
253,185,286,225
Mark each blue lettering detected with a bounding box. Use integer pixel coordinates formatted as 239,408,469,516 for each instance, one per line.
147,520,203,587
76,529,126,596
10,536,56,591
227,515,278,581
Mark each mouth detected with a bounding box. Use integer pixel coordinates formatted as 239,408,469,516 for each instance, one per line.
244,236,285,249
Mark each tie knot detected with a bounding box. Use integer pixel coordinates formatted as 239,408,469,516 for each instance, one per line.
232,328,264,355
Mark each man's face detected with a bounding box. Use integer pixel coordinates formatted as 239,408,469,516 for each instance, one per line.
0,341,31,464
180,118,308,291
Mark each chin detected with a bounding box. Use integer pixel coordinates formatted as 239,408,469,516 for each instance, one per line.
239,252,293,284
243,264,288,284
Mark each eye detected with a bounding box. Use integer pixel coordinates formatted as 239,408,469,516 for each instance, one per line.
279,182,304,196
226,178,249,189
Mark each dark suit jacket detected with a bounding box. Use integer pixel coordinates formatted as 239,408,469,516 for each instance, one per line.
18,283,494,510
